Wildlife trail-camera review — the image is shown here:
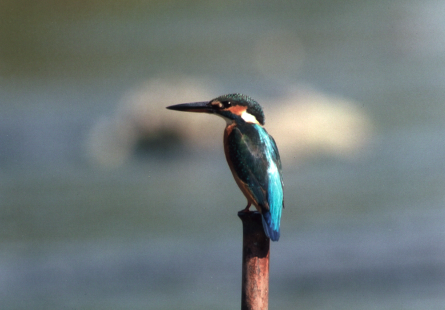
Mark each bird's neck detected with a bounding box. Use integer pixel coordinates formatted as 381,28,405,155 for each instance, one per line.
225,119,261,129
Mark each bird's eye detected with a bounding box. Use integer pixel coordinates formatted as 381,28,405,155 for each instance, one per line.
211,100,231,109
221,101,231,108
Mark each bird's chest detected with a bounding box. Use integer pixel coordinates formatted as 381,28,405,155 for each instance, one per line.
223,123,236,163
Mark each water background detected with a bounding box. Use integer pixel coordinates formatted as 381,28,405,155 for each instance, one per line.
1,1,445,309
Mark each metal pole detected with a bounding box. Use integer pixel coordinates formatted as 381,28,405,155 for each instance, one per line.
238,211,270,310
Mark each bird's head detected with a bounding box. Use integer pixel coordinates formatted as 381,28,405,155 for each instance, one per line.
166,93,265,125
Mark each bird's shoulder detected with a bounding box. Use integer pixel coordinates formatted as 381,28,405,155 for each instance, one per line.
226,123,272,183
227,122,267,158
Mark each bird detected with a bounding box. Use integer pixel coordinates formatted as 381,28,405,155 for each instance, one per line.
166,94,284,241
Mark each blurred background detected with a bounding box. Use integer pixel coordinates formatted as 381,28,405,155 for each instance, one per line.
1,0,445,309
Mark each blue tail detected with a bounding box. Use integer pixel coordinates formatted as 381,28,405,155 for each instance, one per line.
261,212,280,241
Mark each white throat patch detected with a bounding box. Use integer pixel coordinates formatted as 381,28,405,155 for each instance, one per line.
240,111,260,124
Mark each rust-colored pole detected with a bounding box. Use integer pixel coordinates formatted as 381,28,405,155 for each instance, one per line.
238,211,270,310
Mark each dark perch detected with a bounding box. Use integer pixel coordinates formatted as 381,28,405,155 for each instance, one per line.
238,211,270,310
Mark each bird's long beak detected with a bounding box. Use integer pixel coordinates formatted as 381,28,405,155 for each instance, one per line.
166,101,212,113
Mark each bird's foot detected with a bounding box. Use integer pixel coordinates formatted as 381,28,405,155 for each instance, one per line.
240,203,252,213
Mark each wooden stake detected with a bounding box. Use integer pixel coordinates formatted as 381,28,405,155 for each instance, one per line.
238,211,270,310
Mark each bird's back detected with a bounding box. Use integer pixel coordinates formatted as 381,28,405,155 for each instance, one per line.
224,120,284,241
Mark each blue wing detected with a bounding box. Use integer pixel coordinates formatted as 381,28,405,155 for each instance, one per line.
227,122,284,241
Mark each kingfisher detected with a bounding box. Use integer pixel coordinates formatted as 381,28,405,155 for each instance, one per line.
166,94,284,241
